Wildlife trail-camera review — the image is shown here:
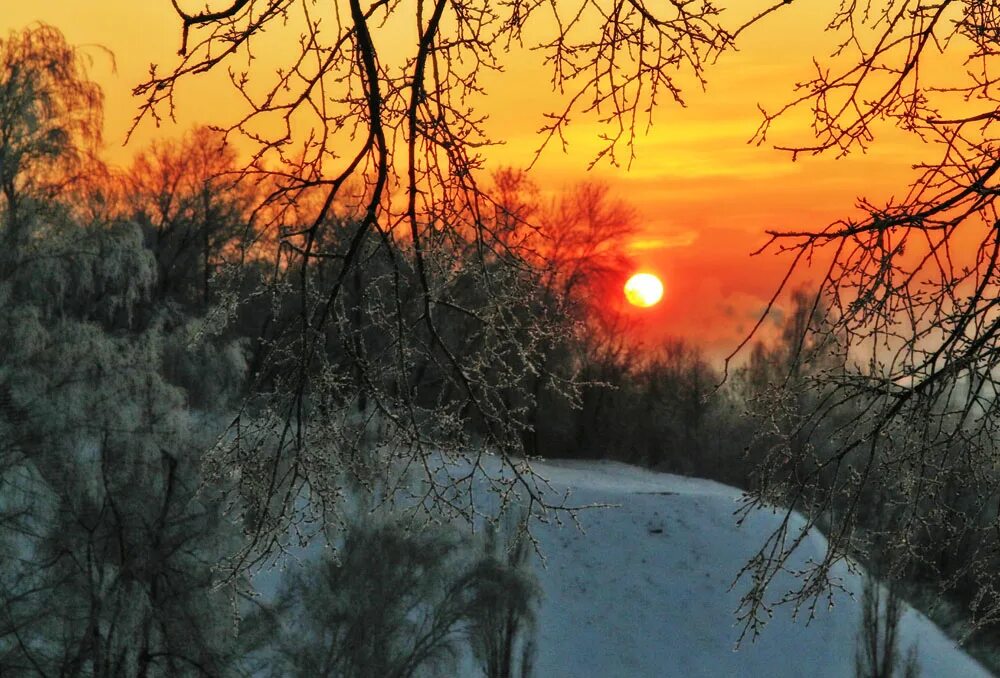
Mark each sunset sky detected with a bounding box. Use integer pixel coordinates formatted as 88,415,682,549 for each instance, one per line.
1,3,936,356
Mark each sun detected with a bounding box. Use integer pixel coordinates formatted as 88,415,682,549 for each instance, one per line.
624,273,664,308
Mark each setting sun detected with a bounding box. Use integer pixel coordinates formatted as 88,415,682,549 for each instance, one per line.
624,273,664,308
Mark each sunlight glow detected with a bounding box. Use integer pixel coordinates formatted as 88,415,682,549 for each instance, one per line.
624,273,664,308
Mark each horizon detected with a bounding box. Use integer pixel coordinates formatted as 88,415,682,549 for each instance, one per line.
0,4,939,357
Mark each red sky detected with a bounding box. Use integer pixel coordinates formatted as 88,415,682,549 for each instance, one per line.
1,3,939,358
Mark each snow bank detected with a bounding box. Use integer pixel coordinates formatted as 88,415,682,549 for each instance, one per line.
250,454,992,676
518,457,991,677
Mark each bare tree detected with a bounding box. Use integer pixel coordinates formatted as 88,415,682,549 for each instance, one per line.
486,169,638,455
124,126,256,308
467,514,538,678
727,0,1000,642
855,573,921,678
0,26,102,211
129,0,762,569
247,515,537,678
121,0,1000,645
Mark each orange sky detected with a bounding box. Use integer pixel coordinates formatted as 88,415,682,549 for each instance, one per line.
1,3,940,357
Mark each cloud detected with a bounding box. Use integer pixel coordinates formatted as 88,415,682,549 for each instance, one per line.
628,232,699,250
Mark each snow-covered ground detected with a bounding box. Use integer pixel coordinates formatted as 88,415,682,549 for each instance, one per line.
252,455,993,676
517,457,991,677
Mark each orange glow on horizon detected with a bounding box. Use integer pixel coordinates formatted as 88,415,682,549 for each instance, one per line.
0,5,957,355
624,273,664,308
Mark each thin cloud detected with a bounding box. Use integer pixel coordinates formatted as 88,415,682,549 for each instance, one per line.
628,232,699,250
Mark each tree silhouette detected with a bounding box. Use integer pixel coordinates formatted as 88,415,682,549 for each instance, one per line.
729,1,1000,639
0,23,103,260
130,0,1000,637
124,126,256,308
244,516,537,678
131,0,765,568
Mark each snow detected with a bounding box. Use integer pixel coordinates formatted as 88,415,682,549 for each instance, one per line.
251,455,993,676
514,457,991,677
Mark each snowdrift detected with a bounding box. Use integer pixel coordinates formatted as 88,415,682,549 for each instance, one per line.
251,455,992,676
519,458,991,677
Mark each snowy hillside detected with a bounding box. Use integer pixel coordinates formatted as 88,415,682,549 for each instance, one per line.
250,456,993,676
515,458,992,677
